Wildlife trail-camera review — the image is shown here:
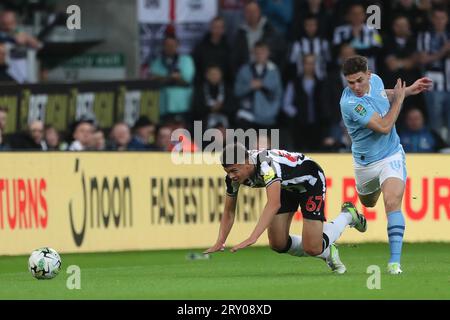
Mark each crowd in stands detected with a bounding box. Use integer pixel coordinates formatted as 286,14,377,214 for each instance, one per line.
146,0,450,153
0,0,449,153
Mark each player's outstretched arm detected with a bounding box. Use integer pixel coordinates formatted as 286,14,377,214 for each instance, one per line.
367,78,406,134
204,195,237,254
385,77,433,101
405,77,433,96
230,181,281,252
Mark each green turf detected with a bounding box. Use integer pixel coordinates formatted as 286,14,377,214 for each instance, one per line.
0,243,449,299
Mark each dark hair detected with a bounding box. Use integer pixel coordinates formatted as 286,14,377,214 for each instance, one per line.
406,106,424,115
432,6,448,15
211,16,225,24
44,124,56,131
70,119,95,137
220,143,249,167
0,106,8,113
302,53,316,63
205,63,222,71
304,14,318,22
254,40,269,50
392,14,409,22
338,41,354,54
342,55,368,76
348,3,365,13
244,0,260,9
94,127,104,134
164,34,178,42
133,116,153,131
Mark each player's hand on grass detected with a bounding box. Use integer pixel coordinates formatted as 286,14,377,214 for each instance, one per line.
393,78,406,105
230,237,257,253
408,77,433,95
204,242,225,254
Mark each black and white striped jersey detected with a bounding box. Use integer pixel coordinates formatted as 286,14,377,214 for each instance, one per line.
417,30,450,92
332,24,382,72
289,37,331,80
225,149,326,197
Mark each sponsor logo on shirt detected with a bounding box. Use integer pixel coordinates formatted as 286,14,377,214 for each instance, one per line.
354,104,367,116
261,163,276,184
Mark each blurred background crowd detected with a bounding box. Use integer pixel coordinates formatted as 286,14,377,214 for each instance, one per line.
0,0,449,153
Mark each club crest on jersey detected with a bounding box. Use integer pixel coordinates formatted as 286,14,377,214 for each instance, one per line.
354,104,367,116
381,90,388,99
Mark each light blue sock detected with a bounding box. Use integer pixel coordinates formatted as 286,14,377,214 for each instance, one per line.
387,211,405,263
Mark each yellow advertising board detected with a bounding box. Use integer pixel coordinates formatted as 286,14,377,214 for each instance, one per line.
0,153,449,255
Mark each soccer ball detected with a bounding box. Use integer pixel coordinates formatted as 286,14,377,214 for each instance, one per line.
28,247,62,280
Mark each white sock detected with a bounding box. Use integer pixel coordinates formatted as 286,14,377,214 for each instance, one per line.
333,211,353,230
287,235,306,257
317,246,330,260
316,212,352,259
287,235,327,259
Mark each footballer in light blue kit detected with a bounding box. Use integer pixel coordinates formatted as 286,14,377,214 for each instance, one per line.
340,56,433,274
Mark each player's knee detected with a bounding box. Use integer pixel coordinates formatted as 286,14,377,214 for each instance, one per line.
269,238,292,253
303,244,322,256
361,199,376,207
384,197,402,212
359,195,377,207
270,242,290,254
384,194,402,212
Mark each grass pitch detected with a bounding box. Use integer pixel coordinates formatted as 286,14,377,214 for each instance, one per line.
0,243,449,300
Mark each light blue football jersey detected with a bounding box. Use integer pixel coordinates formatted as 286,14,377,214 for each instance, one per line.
340,73,401,165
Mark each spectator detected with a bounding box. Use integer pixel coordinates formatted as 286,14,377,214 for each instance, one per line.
149,35,195,122
192,16,232,84
321,120,352,153
233,1,286,72
8,120,48,150
154,125,173,151
382,15,421,88
322,43,356,135
292,0,332,40
204,121,228,151
333,3,382,72
0,10,42,83
0,106,10,150
27,120,47,150
192,65,233,130
167,117,200,152
44,125,64,151
219,0,250,45
391,0,429,33
107,122,132,151
417,7,450,143
0,10,42,49
417,0,434,25
399,107,448,152
288,15,331,81
68,120,95,151
92,128,106,151
128,116,156,150
283,54,325,151
257,0,294,38
234,40,283,130
0,44,15,83
382,15,424,114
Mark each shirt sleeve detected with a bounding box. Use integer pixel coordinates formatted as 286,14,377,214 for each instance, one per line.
343,99,375,127
225,175,239,197
259,160,281,188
